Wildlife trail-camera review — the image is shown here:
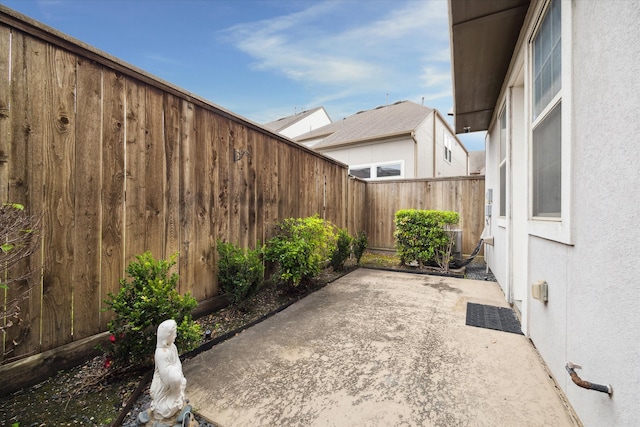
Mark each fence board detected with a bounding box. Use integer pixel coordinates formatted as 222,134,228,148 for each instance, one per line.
124,78,148,263
72,58,102,339
40,44,76,350
99,70,125,331
3,30,42,362
0,24,11,362
216,115,230,243
163,93,181,263
178,100,195,296
192,107,215,299
143,86,165,258
0,25,9,202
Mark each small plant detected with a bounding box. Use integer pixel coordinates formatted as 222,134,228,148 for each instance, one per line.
264,215,337,287
216,240,264,308
394,209,459,269
330,228,352,271
352,230,368,265
103,252,201,371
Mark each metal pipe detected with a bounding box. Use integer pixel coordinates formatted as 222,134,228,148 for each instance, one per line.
565,362,612,396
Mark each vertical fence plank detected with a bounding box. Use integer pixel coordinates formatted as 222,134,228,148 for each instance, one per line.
143,86,165,258
3,30,44,362
0,24,11,362
0,24,9,202
263,137,279,242
40,45,76,350
163,93,181,263
192,107,215,299
216,116,230,242
179,100,195,296
246,128,258,248
124,78,147,263
99,70,125,330
72,58,102,339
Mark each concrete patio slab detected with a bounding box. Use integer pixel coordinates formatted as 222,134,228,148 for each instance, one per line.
183,269,580,426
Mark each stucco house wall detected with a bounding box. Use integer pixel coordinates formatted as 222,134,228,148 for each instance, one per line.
297,101,469,181
479,1,640,425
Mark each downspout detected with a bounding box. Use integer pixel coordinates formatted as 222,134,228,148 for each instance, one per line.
565,363,613,396
432,111,437,177
411,131,418,177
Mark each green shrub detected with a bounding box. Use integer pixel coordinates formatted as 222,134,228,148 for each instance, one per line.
330,228,352,271
352,230,368,264
103,252,201,371
216,240,264,307
393,209,459,268
264,215,337,287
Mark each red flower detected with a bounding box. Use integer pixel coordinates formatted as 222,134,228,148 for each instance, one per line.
104,357,112,369
109,334,116,343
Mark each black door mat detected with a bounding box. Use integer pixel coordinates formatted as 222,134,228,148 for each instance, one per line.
465,302,523,335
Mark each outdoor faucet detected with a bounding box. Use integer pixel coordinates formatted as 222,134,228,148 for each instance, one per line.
565,362,612,396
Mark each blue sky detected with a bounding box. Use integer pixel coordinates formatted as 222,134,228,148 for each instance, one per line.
1,0,485,151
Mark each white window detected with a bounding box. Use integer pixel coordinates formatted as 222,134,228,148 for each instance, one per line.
499,106,507,217
349,161,403,180
531,0,561,218
444,133,452,163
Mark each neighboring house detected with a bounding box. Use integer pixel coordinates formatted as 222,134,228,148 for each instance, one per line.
468,151,486,176
295,101,469,180
449,1,639,426
263,106,332,139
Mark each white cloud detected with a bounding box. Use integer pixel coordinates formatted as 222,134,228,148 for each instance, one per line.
222,0,450,97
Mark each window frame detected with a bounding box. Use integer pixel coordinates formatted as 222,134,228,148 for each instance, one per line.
527,0,573,244
443,133,452,163
499,105,507,218
349,160,405,181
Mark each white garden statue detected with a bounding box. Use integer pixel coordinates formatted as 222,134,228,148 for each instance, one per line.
139,319,198,426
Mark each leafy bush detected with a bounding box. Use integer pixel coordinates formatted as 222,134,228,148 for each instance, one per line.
216,240,264,307
393,209,459,268
330,228,352,271
103,252,201,371
264,215,337,287
352,230,368,264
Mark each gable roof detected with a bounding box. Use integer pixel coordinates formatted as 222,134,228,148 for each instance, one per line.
263,106,329,133
296,101,434,149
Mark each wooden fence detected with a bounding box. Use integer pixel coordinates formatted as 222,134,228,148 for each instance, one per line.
0,6,484,375
364,177,485,255
0,10,352,365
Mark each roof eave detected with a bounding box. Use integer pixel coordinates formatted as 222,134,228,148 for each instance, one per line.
449,0,530,134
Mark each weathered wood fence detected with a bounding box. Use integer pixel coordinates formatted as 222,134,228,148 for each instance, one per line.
364,177,486,255
0,6,484,377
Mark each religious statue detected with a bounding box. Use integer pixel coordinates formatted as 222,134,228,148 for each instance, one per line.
139,319,197,426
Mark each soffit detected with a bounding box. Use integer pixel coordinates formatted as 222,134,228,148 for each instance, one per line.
449,0,530,133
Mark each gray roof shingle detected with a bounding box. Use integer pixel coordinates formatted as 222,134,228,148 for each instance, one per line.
296,101,433,149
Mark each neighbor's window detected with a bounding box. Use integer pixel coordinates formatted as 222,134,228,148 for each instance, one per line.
531,0,561,218
376,163,401,178
444,133,452,163
349,167,371,179
499,106,507,217
349,161,403,180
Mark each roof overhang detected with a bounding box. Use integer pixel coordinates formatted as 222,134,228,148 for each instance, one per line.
449,0,530,134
